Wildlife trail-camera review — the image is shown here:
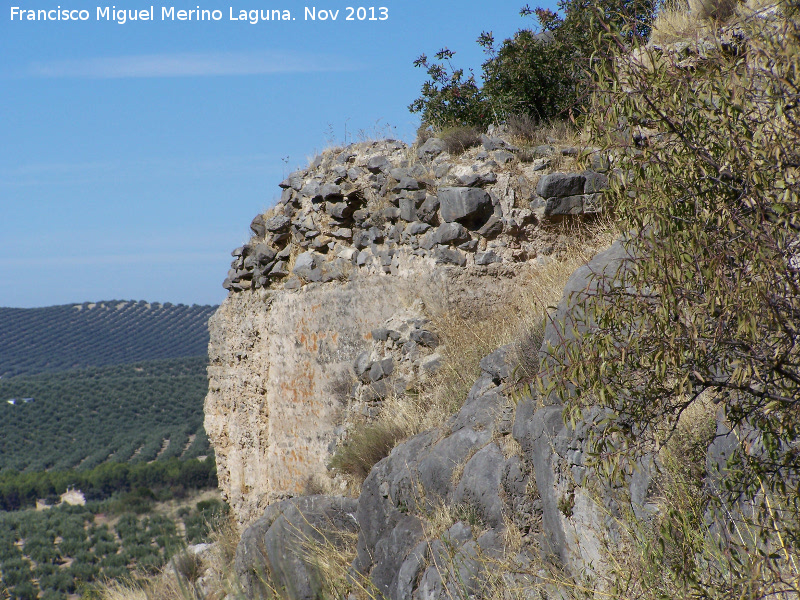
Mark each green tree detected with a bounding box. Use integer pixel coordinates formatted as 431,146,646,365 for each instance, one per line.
410,0,657,129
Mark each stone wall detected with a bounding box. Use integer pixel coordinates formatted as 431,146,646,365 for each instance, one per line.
205,133,608,524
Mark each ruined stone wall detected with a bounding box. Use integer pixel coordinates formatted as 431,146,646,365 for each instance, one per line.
205,133,608,524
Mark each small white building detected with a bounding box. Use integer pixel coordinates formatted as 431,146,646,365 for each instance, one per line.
60,488,86,506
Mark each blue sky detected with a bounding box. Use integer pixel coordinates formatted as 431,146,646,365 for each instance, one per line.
1,1,556,307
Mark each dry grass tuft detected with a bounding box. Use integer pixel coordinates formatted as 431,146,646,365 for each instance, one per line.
649,0,777,45
298,528,361,599
328,412,412,482
438,125,483,155
91,514,243,600
93,580,150,600
650,0,706,44
91,569,198,600
420,217,616,426
202,515,242,598
507,115,582,149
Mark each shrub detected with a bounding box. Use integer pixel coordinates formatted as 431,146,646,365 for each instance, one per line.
10,582,38,600
548,4,800,596
410,1,657,129
480,27,579,123
171,550,204,583
438,125,482,155
409,48,492,129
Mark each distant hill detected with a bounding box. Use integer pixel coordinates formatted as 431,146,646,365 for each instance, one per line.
0,356,210,472
0,300,217,378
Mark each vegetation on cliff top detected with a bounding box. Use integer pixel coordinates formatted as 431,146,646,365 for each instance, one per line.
409,0,657,129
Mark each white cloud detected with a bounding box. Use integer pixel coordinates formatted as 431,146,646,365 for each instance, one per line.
27,51,358,78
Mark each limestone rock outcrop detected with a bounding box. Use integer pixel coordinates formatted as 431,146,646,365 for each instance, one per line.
234,244,659,599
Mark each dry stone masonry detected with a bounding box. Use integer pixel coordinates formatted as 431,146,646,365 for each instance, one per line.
222,136,609,296
206,132,609,525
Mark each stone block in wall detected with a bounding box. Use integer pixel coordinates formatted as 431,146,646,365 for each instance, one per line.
536,172,587,199
438,187,493,225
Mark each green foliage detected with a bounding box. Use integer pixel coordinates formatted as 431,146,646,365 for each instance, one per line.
410,0,657,129
0,456,217,511
0,356,210,472
546,4,800,596
0,300,216,378
172,549,204,583
184,498,229,543
480,28,578,124
409,48,491,128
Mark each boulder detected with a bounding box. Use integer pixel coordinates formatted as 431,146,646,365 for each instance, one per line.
250,215,267,237
417,137,447,159
393,177,420,191
321,183,343,201
433,247,467,266
437,188,493,225
265,215,291,232
235,496,359,600
475,250,501,265
536,173,587,198
292,251,323,280
399,198,418,222
368,156,391,173
326,201,354,220
432,222,470,245
253,244,277,265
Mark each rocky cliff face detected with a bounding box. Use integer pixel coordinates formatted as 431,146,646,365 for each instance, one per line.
234,242,658,600
205,133,609,524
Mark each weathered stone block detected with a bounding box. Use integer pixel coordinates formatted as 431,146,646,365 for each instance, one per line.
438,187,493,225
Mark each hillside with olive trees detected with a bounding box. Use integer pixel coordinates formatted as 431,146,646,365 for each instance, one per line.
0,300,216,379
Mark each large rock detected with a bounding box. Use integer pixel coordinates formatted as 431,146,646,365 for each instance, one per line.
206,278,414,524
292,251,323,281
536,172,586,198
208,137,608,528
350,246,660,597
417,137,448,159
353,348,522,600
437,187,493,225
539,239,634,398
235,496,358,600
533,171,608,219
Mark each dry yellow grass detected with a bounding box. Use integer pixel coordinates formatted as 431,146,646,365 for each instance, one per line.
650,0,708,44
418,218,616,425
650,0,778,45
92,570,198,600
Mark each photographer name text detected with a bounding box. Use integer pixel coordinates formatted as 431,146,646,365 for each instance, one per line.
9,5,389,24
